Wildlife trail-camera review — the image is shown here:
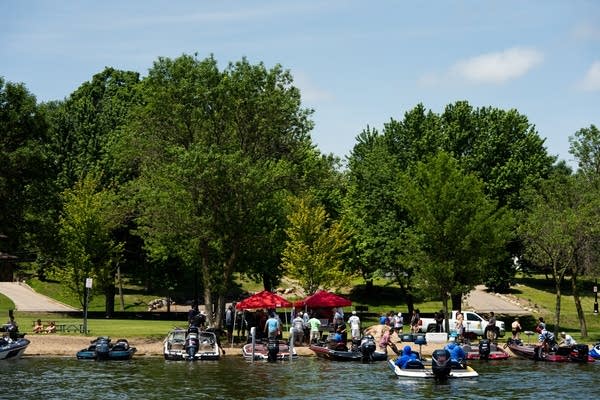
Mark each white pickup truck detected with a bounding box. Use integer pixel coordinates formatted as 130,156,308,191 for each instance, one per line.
418,311,505,338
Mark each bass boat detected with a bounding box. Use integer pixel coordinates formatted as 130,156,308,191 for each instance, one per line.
164,326,221,361
309,335,387,363
77,337,136,360
506,338,593,362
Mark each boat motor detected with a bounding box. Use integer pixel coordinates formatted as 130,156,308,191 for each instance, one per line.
94,337,111,360
569,344,589,362
267,337,280,362
359,335,376,363
185,325,200,360
431,349,452,381
478,339,491,360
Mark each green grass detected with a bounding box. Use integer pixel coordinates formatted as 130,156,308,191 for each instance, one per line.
0,293,15,310
510,274,600,342
12,312,184,340
10,273,600,343
26,277,166,312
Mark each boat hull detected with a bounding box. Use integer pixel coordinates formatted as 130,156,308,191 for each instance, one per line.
462,344,510,360
163,328,221,361
0,338,30,360
76,338,136,360
388,360,478,379
242,341,297,361
507,341,594,362
309,344,387,362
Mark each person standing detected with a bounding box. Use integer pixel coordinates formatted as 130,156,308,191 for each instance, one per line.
410,309,421,334
393,312,403,333
291,312,305,345
455,312,464,342
225,305,234,342
307,314,322,344
348,311,361,340
302,310,310,344
511,317,522,340
264,311,281,339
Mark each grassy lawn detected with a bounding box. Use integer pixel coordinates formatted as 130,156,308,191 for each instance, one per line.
7,273,600,343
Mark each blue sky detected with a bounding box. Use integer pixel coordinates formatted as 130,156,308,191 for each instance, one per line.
2,1,598,167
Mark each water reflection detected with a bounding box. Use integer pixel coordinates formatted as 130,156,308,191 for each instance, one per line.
1,357,598,399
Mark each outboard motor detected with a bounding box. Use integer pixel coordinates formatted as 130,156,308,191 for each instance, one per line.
95,337,111,360
185,325,200,360
570,344,589,362
267,337,280,362
359,335,376,363
478,339,491,360
431,349,452,381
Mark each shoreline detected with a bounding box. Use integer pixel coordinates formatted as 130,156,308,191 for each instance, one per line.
21,332,447,358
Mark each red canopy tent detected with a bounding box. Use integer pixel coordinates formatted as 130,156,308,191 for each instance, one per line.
296,290,352,308
235,290,292,310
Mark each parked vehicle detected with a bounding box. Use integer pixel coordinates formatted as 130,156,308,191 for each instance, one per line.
418,311,505,338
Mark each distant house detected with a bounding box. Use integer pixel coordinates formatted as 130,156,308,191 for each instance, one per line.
0,252,17,281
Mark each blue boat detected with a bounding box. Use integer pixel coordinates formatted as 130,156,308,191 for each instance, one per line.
76,337,136,360
0,335,30,360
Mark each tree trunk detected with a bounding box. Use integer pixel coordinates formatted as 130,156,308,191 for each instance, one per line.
200,241,214,327
571,270,588,337
104,282,115,318
451,292,462,312
117,264,125,312
442,294,450,333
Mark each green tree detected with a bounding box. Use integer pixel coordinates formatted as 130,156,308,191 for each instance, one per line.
401,152,513,331
0,78,49,260
518,171,590,336
282,195,351,294
122,55,314,327
55,173,124,312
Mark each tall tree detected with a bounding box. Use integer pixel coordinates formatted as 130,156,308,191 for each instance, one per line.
518,171,587,336
401,152,513,331
0,78,49,259
122,55,314,327
281,195,351,294
55,173,124,312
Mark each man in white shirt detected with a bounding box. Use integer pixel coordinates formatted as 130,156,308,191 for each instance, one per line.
559,332,576,346
347,310,361,340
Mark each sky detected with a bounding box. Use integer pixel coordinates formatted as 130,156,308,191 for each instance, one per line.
1,1,599,167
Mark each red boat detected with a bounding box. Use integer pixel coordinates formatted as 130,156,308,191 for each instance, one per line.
507,338,594,362
462,340,510,360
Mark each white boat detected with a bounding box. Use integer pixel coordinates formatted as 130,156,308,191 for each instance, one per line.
0,336,30,360
163,327,221,361
388,359,478,379
242,339,298,361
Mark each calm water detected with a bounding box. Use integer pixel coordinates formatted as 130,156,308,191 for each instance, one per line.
1,356,598,400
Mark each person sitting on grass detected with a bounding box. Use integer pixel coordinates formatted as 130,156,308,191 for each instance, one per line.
45,321,56,334
33,319,44,334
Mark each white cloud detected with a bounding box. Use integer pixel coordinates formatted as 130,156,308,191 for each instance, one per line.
293,72,334,103
579,61,600,92
450,47,544,84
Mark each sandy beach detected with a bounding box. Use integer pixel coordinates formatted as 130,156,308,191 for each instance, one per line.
22,329,448,358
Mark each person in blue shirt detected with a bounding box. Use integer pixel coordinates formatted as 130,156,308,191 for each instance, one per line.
264,312,281,339
395,345,417,368
444,341,466,362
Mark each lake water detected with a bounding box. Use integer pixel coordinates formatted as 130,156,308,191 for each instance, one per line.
2,356,598,399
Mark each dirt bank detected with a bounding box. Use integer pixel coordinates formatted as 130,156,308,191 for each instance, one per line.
22,331,445,358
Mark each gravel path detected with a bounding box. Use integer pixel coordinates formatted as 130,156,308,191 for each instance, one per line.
464,285,530,315
0,282,77,312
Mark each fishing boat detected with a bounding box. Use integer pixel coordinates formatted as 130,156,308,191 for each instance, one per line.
308,335,387,362
163,327,221,361
242,338,298,362
0,335,30,360
388,349,478,380
506,338,593,362
462,339,510,360
76,337,136,360
590,343,600,359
